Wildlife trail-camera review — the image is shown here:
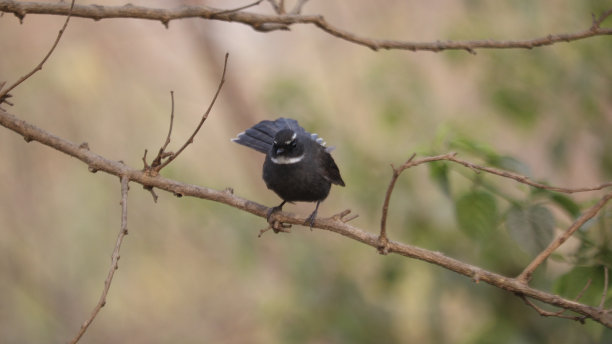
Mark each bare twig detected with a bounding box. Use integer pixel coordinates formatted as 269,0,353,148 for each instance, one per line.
443,154,612,194
394,152,612,194
1,2,611,53
289,0,309,15
379,153,416,254
600,266,609,309
214,0,265,15
517,192,612,283
152,53,228,172
520,295,586,323
0,0,75,100
266,0,283,14
146,90,176,171
69,175,130,344
160,90,176,156
1,107,611,326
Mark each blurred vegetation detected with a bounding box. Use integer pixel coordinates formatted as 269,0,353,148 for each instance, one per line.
1,0,611,343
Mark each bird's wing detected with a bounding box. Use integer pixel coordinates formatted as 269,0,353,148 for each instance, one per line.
317,147,345,187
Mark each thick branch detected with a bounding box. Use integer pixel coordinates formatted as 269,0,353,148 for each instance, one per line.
1,108,610,327
1,1,611,53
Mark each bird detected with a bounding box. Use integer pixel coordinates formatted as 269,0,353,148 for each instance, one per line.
232,117,345,228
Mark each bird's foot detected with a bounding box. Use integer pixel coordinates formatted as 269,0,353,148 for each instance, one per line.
260,201,291,237
266,205,283,222
266,200,287,222
304,211,317,230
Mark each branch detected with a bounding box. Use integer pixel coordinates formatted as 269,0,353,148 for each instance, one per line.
1,1,611,53
0,0,75,100
69,175,130,344
517,192,612,283
1,108,611,327
146,53,228,174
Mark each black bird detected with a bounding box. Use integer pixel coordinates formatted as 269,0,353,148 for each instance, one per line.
232,118,345,227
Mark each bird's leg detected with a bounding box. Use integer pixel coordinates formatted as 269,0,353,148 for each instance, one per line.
305,201,321,229
267,200,287,221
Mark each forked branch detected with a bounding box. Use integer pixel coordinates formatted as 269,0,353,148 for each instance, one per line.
1,106,611,327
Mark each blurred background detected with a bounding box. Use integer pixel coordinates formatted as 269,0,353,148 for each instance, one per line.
1,0,611,342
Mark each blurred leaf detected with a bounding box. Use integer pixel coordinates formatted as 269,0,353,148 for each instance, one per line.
506,204,555,256
486,155,531,176
449,136,497,157
429,161,451,196
491,86,539,128
554,266,612,307
455,190,498,239
550,193,581,218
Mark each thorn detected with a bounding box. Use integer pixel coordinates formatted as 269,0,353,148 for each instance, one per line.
79,142,90,150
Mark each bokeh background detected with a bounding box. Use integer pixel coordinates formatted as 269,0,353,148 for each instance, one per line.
1,0,611,342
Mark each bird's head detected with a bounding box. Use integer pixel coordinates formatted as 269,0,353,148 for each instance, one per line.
270,129,304,164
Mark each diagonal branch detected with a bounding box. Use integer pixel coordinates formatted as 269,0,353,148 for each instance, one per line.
517,192,612,283
68,175,130,344
1,108,612,327
0,1,611,53
0,0,75,100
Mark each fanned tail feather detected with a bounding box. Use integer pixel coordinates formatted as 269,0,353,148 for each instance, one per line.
232,117,312,153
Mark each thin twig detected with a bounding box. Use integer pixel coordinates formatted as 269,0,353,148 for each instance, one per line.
0,0,75,100
1,2,611,53
398,152,612,194
214,0,264,15
147,91,176,170
520,295,586,323
69,175,130,344
443,154,612,194
379,153,416,254
600,266,609,309
154,53,229,172
161,90,175,154
517,192,612,283
289,0,309,15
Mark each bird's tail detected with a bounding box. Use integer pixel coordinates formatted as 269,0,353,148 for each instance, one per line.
231,118,302,154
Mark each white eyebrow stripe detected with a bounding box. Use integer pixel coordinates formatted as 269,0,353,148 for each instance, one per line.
270,154,304,164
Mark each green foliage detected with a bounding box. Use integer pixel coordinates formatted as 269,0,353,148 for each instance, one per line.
554,266,612,308
428,161,450,196
455,190,499,239
505,204,555,256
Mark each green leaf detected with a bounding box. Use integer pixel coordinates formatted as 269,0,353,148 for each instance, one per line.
455,190,498,239
486,155,531,176
549,193,581,218
554,266,612,307
429,161,450,196
506,204,555,256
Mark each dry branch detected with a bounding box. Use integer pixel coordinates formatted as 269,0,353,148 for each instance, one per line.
1,107,611,327
0,0,75,100
1,1,611,53
69,175,130,344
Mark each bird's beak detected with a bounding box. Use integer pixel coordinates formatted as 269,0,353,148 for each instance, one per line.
275,147,285,155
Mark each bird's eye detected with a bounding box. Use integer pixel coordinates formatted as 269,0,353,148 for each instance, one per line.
290,140,297,148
